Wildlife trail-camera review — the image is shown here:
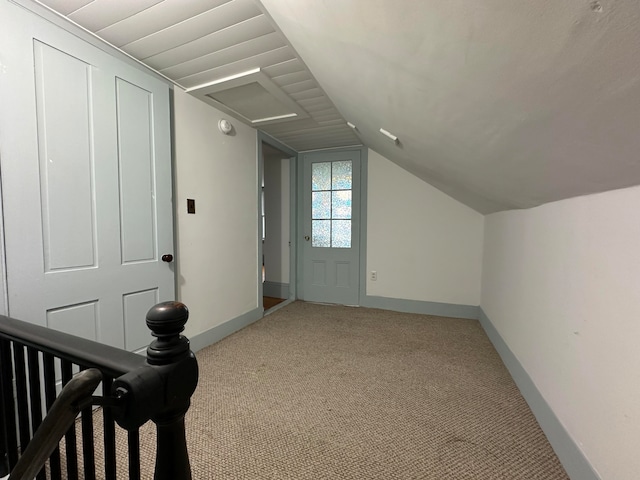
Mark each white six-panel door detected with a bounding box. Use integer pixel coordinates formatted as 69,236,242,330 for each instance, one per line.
0,1,175,352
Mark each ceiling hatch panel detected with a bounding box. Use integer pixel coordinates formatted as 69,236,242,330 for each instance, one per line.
209,83,291,121
187,68,308,125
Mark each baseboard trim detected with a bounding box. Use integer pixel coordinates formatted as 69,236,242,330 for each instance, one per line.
478,309,600,480
263,281,289,299
361,295,479,320
188,307,262,353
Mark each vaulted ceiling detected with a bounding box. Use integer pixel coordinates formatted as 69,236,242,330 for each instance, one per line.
36,0,640,213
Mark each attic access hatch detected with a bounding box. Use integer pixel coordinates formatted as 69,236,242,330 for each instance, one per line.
186,68,308,126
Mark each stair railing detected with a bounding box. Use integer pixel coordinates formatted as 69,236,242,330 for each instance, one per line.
0,301,198,480
9,368,102,480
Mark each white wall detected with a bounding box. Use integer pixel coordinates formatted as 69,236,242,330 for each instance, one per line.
366,150,484,306
482,186,640,480
263,155,290,285
173,89,259,338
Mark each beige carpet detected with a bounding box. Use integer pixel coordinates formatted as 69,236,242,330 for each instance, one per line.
68,301,569,479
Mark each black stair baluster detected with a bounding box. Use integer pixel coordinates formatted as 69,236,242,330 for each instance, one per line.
61,360,78,480
102,376,117,480
79,366,96,480
128,429,141,480
27,347,47,480
0,339,18,470
43,353,62,480
13,343,31,457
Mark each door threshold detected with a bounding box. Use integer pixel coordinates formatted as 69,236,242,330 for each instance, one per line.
264,298,294,316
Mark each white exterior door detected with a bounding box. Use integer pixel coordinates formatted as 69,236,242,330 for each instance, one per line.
0,1,175,352
300,149,361,305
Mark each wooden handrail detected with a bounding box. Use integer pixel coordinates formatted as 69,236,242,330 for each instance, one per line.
0,316,145,378
9,369,102,480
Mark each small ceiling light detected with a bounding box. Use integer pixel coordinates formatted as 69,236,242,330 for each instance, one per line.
346,121,357,130
379,128,399,145
218,118,233,135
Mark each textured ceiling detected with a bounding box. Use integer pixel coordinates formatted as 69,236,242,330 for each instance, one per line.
36,0,640,213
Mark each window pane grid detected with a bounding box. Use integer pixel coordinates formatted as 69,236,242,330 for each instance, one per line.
311,160,352,248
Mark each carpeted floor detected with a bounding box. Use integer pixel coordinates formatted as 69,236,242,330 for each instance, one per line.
76,301,570,479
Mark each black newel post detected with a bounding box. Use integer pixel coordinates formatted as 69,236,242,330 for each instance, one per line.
146,301,198,480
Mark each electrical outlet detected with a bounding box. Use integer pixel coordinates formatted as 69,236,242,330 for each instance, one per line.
370,270,377,281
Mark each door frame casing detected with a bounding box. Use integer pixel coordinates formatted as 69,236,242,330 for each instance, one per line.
257,131,298,314
296,146,368,305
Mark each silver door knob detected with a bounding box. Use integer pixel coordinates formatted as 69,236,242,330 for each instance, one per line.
304,235,310,241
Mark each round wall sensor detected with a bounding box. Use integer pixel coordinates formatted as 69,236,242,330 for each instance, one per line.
218,119,233,135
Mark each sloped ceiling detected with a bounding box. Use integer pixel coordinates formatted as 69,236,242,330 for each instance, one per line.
260,0,640,213
36,0,640,213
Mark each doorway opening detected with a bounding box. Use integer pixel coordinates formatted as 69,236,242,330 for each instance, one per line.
258,134,297,314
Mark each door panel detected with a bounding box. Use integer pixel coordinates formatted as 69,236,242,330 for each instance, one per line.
116,78,157,264
0,1,174,350
35,41,97,272
47,302,99,341
301,150,361,305
123,288,159,352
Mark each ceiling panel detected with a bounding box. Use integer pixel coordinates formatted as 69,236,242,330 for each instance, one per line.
262,118,344,136
312,114,343,124
144,15,274,70
297,97,332,109
177,46,294,87
123,0,262,59
278,128,354,142
68,0,163,32
161,31,285,78
36,0,359,152
281,80,317,95
284,135,357,151
96,0,231,47
262,59,304,78
307,107,339,117
271,70,311,87
304,106,338,117
289,88,323,101
41,0,92,15
280,134,358,147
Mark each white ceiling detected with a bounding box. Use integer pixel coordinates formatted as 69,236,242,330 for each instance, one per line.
37,0,359,152
37,0,640,213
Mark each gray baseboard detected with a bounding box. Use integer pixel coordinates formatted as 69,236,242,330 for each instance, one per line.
263,281,289,299
361,295,480,320
478,309,600,480
188,307,262,353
